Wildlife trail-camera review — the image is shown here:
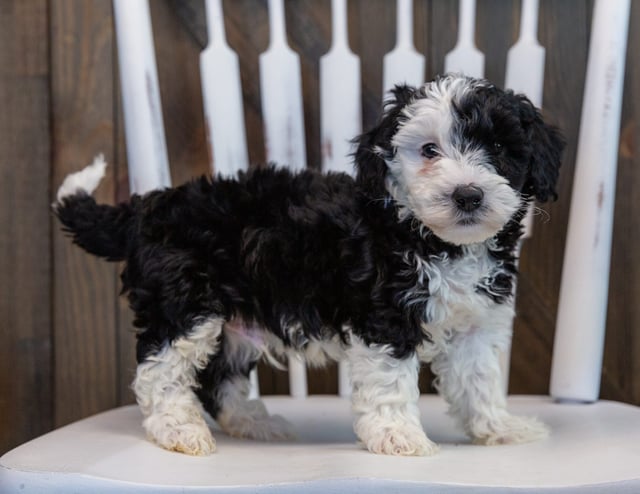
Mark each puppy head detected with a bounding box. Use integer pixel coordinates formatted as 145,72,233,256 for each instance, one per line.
355,74,565,245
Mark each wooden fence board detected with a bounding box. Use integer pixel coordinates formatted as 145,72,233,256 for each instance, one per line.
603,0,640,404
0,0,52,454
50,0,119,427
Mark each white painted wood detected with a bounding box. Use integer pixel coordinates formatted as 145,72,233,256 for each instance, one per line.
248,367,260,400
382,0,425,97
505,0,545,109
3,397,640,492
444,0,484,79
287,352,307,399
551,0,631,403
259,0,307,170
500,0,545,396
338,360,351,397
200,0,249,177
320,0,361,175
113,0,171,194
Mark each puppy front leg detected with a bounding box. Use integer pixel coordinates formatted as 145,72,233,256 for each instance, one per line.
347,339,438,456
431,324,549,445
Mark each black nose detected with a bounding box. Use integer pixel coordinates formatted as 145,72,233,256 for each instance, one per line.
452,185,484,212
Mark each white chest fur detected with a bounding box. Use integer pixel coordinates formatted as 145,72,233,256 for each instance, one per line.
403,243,515,353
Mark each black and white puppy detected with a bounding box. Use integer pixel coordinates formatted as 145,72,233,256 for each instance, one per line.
55,74,564,456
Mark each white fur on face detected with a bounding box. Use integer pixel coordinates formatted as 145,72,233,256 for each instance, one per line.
386,78,521,245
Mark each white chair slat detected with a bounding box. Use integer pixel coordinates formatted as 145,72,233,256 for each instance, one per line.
551,0,631,402
444,0,485,79
382,0,425,96
505,0,545,109
338,359,351,397
112,0,171,194
259,0,307,171
320,0,361,175
200,0,249,177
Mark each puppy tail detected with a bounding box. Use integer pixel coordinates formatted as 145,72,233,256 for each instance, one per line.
53,155,133,261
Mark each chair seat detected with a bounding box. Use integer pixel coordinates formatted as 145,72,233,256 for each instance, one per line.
1,395,639,493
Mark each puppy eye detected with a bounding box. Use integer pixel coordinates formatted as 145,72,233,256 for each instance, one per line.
421,143,440,159
493,141,503,151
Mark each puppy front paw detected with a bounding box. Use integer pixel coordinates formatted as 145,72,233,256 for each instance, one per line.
360,422,439,456
144,413,216,455
471,414,549,446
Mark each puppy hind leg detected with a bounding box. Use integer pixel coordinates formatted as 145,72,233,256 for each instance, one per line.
215,376,296,441
431,325,549,445
133,317,223,455
196,324,296,441
348,338,438,456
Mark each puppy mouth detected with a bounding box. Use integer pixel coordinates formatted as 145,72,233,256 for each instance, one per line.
408,184,519,244
456,216,479,227
423,204,505,245
453,199,486,227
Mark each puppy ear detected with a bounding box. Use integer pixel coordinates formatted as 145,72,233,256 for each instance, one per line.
517,95,566,202
388,84,418,108
354,85,417,198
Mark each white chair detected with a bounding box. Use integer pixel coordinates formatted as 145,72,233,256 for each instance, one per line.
2,0,639,492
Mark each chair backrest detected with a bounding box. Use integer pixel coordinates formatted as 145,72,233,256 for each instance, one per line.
112,0,630,403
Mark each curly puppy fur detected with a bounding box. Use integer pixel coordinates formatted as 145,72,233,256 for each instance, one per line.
55,74,564,456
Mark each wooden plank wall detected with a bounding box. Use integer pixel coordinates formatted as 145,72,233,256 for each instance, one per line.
0,0,52,454
0,0,638,454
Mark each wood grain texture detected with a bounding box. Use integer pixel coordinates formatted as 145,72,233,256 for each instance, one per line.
50,0,119,427
151,1,210,184
0,0,52,453
603,0,640,404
